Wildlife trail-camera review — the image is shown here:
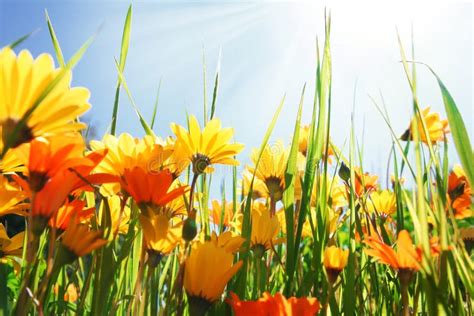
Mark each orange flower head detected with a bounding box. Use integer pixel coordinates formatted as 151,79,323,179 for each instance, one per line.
353,168,378,197
447,165,472,219
59,220,107,263
209,199,236,229
121,167,188,217
49,199,94,232
364,230,422,285
227,292,320,316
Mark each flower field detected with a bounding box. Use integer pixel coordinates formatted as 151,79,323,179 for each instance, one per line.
0,6,473,316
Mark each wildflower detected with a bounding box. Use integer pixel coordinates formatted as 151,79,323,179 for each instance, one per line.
209,231,245,254
310,175,347,209
58,221,107,264
353,168,378,197
299,124,334,162
366,190,397,219
121,167,188,217
400,107,449,144
184,240,243,314
170,115,244,174
209,199,236,229
447,165,472,219
14,134,85,192
323,246,349,283
0,223,24,259
49,199,94,232
98,195,131,235
227,292,320,316
251,202,283,257
460,227,474,253
364,230,422,284
140,214,182,267
0,175,28,216
54,283,78,303
0,48,90,151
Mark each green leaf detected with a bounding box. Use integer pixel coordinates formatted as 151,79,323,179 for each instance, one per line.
111,4,132,135
150,78,162,129
283,83,305,293
426,66,474,188
114,58,155,137
45,10,65,67
8,29,38,49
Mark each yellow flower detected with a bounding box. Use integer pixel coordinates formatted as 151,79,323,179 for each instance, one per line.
184,240,243,310
170,115,244,174
0,48,90,151
401,107,449,144
251,202,282,255
245,141,288,203
98,195,131,236
0,223,25,258
299,124,334,162
210,231,245,254
140,214,182,267
59,222,107,262
0,175,28,216
90,133,173,194
366,190,397,219
323,246,349,283
311,175,347,209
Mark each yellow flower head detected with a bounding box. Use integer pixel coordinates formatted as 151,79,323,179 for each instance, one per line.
0,48,90,151
170,115,244,174
245,140,289,202
366,190,397,219
311,175,347,209
401,107,449,144
251,201,282,255
59,222,107,262
210,230,245,254
298,124,334,163
323,246,349,283
140,214,182,266
0,175,28,216
90,133,173,194
98,195,131,236
0,223,25,258
184,239,243,306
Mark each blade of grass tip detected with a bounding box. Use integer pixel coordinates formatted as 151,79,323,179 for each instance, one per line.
150,78,162,129
111,4,132,135
8,29,39,49
235,94,285,298
2,30,97,158
283,83,305,294
113,58,155,137
210,48,221,120
202,46,208,123
422,63,474,188
45,10,65,67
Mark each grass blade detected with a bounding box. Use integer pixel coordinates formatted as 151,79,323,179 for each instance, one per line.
45,10,65,67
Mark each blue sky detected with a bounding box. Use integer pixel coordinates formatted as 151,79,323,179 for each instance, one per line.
1,1,472,193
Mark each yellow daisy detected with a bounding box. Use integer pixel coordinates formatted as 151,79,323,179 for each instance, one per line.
170,115,244,174
0,48,90,152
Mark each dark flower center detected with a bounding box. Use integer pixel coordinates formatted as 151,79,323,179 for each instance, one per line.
1,118,34,149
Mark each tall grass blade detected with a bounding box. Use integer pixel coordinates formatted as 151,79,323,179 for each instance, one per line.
45,10,65,67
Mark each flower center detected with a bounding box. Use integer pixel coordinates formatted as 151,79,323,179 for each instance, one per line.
192,153,210,174
1,118,34,149
265,176,283,201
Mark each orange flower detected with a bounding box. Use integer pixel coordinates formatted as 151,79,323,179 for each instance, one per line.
209,199,235,229
120,167,188,216
227,292,320,316
49,199,94,231
59,220,107,262
447,165,472,219
353,168,378,197
14,134,85,192
364,230,422,284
